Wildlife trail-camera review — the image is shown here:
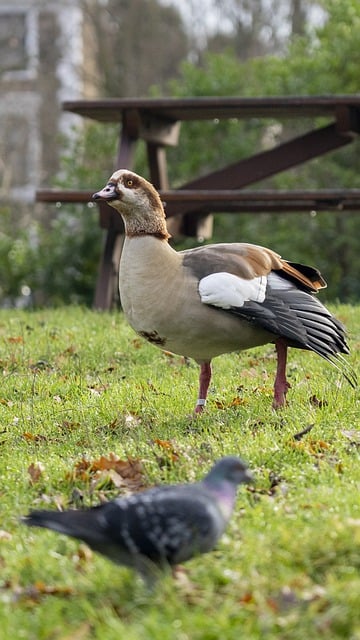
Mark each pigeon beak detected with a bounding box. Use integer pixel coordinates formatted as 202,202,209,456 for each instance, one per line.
92,182,118,201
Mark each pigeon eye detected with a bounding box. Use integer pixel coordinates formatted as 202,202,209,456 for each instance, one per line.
126,179,133,187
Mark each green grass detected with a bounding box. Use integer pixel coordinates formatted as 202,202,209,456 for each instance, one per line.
0,306,359,639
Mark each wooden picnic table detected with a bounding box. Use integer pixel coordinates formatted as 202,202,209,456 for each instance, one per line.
36,96,360,309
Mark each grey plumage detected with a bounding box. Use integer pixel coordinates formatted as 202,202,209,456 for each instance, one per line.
22,457,253,580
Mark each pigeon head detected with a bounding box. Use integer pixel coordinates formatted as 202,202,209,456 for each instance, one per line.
205,456,254,487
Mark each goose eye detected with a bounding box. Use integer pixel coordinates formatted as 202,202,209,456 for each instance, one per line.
126,179,133,187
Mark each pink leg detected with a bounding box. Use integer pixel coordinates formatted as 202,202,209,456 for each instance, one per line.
194,362,212,414
273,339,291,409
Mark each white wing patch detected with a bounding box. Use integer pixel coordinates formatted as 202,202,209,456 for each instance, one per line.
199,272,267,309
267,272,294,291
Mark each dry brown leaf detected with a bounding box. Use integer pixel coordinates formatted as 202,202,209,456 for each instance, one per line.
153,439,179,462
62,345,77,355
214,396,248,409
131,338,143,349
0,398,12,406
252,385,272,396
239,591,256,604
309,395,328,408
7,336,24,344
291,438,331,457
90,453,138,474
60,420,80,432
70,455,146,492
229,396,248,406
28,462,45,484
12,581,74,603
92,469,127,490
72,457,91,478
22,432,48,443
88,384,109,396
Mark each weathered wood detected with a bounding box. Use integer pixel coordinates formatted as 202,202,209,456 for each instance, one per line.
63,95,360,123
36,188,360,210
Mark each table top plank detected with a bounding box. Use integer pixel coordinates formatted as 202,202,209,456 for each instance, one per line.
35,188,360,206
63,95,360,123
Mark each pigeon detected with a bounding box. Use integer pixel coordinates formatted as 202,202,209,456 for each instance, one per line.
22,456,253,581
92,169,356,412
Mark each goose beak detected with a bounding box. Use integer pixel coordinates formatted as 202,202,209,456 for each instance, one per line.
92,182,118,201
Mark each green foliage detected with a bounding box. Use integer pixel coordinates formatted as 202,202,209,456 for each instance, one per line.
34,205,103,306
3,0,360,306
0,201,103,307
0,206,37,305
55,123,119,189
0,306,359,638
160,1,360,301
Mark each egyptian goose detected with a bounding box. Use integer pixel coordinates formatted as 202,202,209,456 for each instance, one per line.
93,170,356,413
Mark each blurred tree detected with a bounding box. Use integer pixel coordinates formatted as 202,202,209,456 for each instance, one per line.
83,0,188,96
171,0,319,61
3,0,359,305
161,0,360,300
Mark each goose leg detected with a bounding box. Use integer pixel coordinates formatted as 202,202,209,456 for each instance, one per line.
273,338,291,409
195,362,212,414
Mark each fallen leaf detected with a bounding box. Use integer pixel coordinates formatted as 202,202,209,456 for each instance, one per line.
93,469,129,490
153,439,180,462
252,386,272,395
239,591,256,604
291,438,332,457
90,454,141,476
214,396,248,409
29,360,53,371
88,384,109,396
71,457,91,479
309,395,328,408
131,338,143,349
0,398,13,407
22,432,48,443
28,461,45,484
62,345,77,355
266,596,280,613
7,336,24,344
72,543,93,569
153,438,174,450
145,380,160,393
11,581,74,603
69,455,146,493
59,420,80,432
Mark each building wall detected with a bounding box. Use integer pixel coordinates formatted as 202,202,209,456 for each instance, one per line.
0,0,93,203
